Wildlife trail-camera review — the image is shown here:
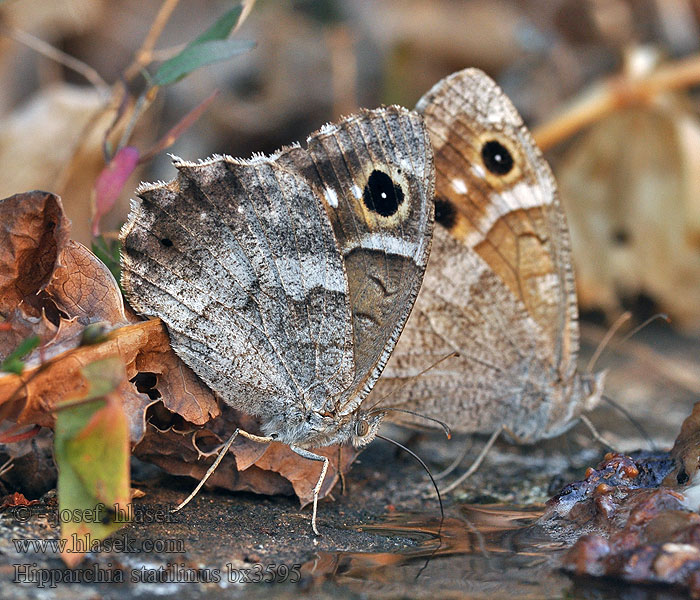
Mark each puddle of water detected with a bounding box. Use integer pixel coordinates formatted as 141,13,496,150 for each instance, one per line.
302,504,689,599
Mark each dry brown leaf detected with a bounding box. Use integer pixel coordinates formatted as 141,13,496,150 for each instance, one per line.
0,191,71,315
0,309,64,363
0,84,131,246
45,240,127,324
0,319,219,440
133,404,356,507
558,101,700,331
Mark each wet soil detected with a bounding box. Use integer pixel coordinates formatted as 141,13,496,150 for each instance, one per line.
1,321,698,599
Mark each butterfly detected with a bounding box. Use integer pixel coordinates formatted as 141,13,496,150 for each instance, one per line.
120,106,435,533
372,69,605,486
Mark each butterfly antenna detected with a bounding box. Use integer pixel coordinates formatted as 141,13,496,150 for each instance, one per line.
368,351,459,411
579,415,616,450
587,312,671,373
376,407,451,439
602,394,657,450
375,433,446,579
376,433,444,524
586,311,632,373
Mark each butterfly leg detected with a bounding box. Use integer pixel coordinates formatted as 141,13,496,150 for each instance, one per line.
290,446,329,536
337,445,347,494
441,425,504,494
434,438,473,480
173,428,273,512
579,415,615,450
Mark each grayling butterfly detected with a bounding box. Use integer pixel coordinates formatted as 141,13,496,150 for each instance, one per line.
120,106,435,532
372,69,606,490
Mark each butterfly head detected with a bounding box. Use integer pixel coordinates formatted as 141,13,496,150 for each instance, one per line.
543,370,607,439
265,407,386,450
350,410,386,448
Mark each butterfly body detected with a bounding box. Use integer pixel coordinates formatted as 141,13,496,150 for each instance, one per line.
375,69,604,444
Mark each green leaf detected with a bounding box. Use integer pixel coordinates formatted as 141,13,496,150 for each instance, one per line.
1,335,40,375
54,358,130,567
192,4,243,45
153,38,255,86
91,235,121,285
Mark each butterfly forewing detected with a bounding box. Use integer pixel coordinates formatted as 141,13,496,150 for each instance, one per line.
278,107,435,415
418,70,579,371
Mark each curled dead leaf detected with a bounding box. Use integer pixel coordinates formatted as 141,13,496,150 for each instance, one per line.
0,319,219,442
0,191,70,315
133,404,355,507
46,240,128,325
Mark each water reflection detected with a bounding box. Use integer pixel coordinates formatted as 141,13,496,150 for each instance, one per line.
303,504,688,599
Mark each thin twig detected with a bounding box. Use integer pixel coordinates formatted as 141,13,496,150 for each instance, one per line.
124,0,181,81
2,26,109,95
533,53,700,151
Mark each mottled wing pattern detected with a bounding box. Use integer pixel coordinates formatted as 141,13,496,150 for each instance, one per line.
375,69,582,440
278,107,435,416
420,69,579,372
374,225,555,439
120,155,356,420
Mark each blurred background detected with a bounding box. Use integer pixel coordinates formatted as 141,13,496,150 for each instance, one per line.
2,0,700,337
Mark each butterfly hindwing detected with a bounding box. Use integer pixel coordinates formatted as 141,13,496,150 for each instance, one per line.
121,156,356,420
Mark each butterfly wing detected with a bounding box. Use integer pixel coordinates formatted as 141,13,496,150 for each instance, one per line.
120,155,356,422
279,106,435,417
376,69,584,440
121,106,435,446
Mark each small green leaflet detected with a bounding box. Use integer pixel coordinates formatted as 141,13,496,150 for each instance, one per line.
153,4,255,86
1,335,40,375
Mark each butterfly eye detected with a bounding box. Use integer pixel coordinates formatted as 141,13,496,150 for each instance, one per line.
481,140,514,176
363,170,404,217
355,420,370,437
677,467,690,485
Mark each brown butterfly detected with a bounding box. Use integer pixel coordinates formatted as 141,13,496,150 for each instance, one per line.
120,106,436,532
372,69,606,485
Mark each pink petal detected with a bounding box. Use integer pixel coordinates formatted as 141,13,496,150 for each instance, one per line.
93,146,139,236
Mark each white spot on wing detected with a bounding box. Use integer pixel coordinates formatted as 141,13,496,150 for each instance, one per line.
463,180,553,247
451,178,468,195
324,187,338,208
351,185,362,199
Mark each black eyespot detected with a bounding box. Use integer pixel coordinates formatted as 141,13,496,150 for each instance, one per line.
677,467,689,485
612,228,630,246
160,238,173,247
481,140,514,175
355,420,370,437
363,170,404,217
435,197,457,230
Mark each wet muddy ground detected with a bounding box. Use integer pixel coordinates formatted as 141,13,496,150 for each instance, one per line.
1,321,698,599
